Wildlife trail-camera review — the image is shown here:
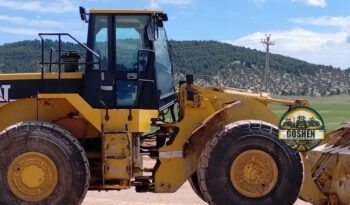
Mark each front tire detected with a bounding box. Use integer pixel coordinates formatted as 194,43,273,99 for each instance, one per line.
198,120,303,205
0,121,90,205
188,172,206,202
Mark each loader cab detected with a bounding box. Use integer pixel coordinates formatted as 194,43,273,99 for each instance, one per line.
82,8,176,110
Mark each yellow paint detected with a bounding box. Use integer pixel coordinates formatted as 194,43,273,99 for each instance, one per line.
22,165,44,188
103,133,131,185
38,94,101,131
38,94,157,133
102,109,158,133
0,98,37,132
0,93,157,137
0,72,82,80
105,159,130,180
105,133,130,157
230,150,278,198
155,84,282,192
90,9,163,14
299,155,328,204
0,81,312,194
7,152,58,202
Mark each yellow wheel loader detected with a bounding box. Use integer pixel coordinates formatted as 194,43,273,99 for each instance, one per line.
0,7,346,205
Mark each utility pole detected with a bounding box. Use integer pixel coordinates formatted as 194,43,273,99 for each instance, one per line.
261,34,274,93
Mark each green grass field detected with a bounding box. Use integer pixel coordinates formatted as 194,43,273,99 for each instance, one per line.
269,95,350,132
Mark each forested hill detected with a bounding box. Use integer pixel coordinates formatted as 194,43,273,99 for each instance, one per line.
0,40,349,96
170,40,350,96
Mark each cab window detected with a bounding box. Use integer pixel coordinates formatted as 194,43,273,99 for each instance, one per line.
92,15,109,70
115,16,146,71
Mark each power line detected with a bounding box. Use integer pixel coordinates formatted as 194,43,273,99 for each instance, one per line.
261,34,274,93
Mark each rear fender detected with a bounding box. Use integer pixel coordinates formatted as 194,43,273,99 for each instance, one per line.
0,94,101,138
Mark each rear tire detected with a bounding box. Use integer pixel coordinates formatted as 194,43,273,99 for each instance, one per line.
0,121,90,205
198,120,303,205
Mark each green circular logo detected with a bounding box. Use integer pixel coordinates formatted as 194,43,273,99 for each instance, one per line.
278,106,325,152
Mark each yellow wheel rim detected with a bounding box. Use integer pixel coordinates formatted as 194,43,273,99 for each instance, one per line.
230,149,279,198
7,152,58,202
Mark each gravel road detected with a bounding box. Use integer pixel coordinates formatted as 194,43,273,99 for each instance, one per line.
83,182,311,205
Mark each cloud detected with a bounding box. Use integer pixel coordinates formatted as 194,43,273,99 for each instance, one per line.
0,0,76,13
254,0,267,6
146,0,193,9
223,28,350,69
0,26,53,36
291,0,327,8
290,16,350,30
0,15,63,28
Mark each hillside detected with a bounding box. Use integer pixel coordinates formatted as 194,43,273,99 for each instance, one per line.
0,40,349,96
170,40,350,96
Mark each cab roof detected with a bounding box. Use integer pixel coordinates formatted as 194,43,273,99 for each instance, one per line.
89,9,164,14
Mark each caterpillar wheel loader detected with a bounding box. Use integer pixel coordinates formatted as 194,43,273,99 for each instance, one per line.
0,7,343,205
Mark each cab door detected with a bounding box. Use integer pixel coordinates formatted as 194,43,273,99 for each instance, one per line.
114,15,158,109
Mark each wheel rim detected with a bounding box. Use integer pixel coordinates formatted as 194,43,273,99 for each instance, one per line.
230,149,279,198
7,152,58,201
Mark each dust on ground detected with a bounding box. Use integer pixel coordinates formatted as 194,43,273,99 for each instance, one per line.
83,182,310,205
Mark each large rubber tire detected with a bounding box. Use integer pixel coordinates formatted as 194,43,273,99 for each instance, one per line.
188,172,206,202
0,121,90,205
198,120,303,205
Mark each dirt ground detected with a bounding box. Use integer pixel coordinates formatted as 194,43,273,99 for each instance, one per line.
83,182,310,205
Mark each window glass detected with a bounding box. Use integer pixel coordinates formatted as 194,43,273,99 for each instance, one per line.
116,81,138,106
154,28,175,98
92,16,108,70
115,15,148,107
115,16,147,71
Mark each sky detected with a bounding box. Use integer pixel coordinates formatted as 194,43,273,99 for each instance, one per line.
0,0,349,69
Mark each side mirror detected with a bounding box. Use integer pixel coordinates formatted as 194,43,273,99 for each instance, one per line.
161,13,168,21
137,49,155,72
157,19,164,28
79,6,88,23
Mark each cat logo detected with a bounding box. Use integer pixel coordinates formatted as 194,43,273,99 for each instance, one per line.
0,85,11,102
278,106,325,152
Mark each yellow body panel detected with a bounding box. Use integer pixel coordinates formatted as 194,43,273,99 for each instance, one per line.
38,94,101,132
102,109,158,132
105,133,130,158
105,159,130,180
0,94,157,136
155,84,282,192
299,155,328,205
0,72,82,80
0,98,37,131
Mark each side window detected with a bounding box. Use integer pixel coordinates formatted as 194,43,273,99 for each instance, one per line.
154,28,175,99
93,16,108,70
